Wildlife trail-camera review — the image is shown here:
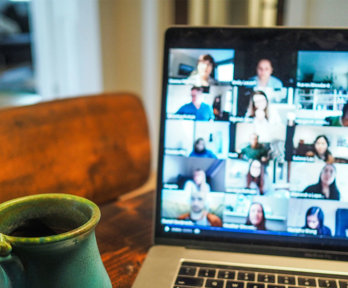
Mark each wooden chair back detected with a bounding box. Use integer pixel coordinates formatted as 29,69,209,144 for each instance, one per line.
0,93,151,205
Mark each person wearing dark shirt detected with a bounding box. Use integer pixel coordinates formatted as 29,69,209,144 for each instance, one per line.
303,164,340,200
176,86,214,121
213,95,222,120
240,133,268,162
189,138,217,158
303,206,332,236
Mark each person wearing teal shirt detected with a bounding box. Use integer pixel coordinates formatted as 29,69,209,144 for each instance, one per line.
240,133,269,162
325,102,348,127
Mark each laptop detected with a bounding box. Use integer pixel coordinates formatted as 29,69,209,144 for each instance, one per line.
132,27,348,287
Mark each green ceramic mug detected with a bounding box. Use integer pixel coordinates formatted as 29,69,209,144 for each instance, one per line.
0,193,112,288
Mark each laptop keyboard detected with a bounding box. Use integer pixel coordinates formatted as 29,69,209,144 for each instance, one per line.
174,262,348,288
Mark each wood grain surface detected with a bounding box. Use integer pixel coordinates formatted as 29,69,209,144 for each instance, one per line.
97,189,154,287
0,93,151,205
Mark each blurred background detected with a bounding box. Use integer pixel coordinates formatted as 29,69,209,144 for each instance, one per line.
0,0,347,166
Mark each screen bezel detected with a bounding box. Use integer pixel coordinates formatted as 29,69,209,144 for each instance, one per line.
154,26,348,257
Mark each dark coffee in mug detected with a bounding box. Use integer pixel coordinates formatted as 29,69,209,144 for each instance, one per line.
0,196,90,238
9,217,79,237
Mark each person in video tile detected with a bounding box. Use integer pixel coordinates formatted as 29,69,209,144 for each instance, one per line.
189,138,217,158
176,86,214,120
326,102,348,127
303,206,332,236
303,164,340,200
213,95,223,120
183,169,211,194
245,202,266,230
306,135,334,164
178,173,222,227
240,133,269,162
245,90,269,122
187,54,216,87
246,159,272,195
250,59,283,89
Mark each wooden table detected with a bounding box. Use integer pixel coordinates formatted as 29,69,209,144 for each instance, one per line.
96,189,155,287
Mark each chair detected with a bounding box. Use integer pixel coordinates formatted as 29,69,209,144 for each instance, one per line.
0,92,151,205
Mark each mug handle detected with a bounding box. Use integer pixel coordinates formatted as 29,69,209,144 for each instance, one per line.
0,234,25,288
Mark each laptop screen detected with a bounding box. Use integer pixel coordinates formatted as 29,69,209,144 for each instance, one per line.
156,27,348,252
